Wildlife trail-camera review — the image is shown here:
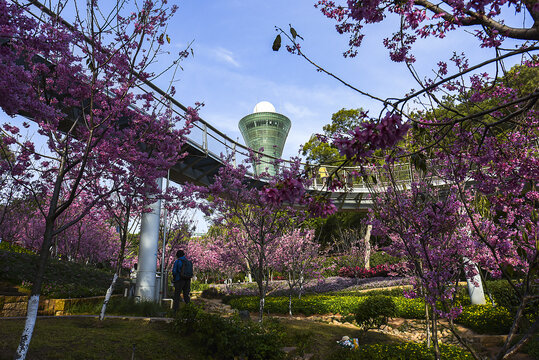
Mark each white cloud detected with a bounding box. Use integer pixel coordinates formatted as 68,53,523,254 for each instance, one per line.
210,47,240,68
282,102,317,120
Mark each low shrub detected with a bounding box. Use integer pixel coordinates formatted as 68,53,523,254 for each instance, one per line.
190,280,212,292
456,304,513,334
328,343,473,359
369,252,401,267
172,304,286,360
484,280,521,309
522,334,539,358
0,249,119,298
355,295,396,332
228,293,425,319
201,286,225,299
393,297,426,319
65,297,168,317
0,242,34,254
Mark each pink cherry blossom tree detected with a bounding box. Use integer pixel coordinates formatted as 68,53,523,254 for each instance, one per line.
367,175,482,357
272,2,537,359
185,236,221,283
271,229,323,315
183,154,336,321
0,1,195,357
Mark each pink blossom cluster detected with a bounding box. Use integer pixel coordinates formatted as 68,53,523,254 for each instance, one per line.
315,0,532,62
332,112,410,164
1,194,120,265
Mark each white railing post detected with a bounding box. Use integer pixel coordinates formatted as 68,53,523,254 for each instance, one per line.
233,143,237,168
203,124,208,155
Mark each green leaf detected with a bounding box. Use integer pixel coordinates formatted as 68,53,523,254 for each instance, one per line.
272,34,281,51
516,246,527,260
290,26,297,40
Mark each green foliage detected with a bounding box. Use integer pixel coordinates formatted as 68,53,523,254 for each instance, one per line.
190,280,211,292
521,334,539,358
172,304,286,360
456,304,513,335
315,211,367,248
0,241,34,254
201,286,225,299
65,297,168,317
301,108,365,164
392,297,426,319
0,317,206,359
0,249,121,298
228,293,425,319
228,291,526,337
459,280,538,331
369,252,401,267
484,280,520,308
355,295,396,332
328,343,473,360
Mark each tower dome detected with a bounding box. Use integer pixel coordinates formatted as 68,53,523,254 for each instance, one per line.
253,101,276,113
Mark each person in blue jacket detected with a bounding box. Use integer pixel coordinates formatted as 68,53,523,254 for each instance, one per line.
172,250,191,312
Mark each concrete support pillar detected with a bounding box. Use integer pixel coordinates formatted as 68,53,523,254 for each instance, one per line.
464,257,486,305
135,178,162,302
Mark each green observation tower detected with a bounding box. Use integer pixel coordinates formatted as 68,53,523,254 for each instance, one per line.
239,101,291,176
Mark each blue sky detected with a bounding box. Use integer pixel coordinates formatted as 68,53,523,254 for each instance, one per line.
156,1,529,160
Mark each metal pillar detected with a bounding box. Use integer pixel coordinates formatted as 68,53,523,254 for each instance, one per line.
160,170,170,300
135,178,163,302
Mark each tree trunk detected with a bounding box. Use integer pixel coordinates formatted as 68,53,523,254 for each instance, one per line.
288,291,293,316
431,305,440,360
15,220,55,360
425,301,431,347
245,259,252,282
100,273,118,320
364,224,372,270
101,214,129,320
258,295,266,321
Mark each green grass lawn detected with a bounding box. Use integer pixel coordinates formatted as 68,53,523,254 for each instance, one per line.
0,318,206,360
0,315,405,360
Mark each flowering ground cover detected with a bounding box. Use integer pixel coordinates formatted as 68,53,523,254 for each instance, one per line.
213,276,414,297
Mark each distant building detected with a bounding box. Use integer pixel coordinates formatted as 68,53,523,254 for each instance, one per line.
238,101,291,176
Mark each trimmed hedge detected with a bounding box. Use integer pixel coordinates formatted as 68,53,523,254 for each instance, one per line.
328,343,473,360
355,295,396,331
227,293,426,318
456,304,513,335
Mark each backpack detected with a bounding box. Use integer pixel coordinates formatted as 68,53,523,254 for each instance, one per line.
180,259,193,279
